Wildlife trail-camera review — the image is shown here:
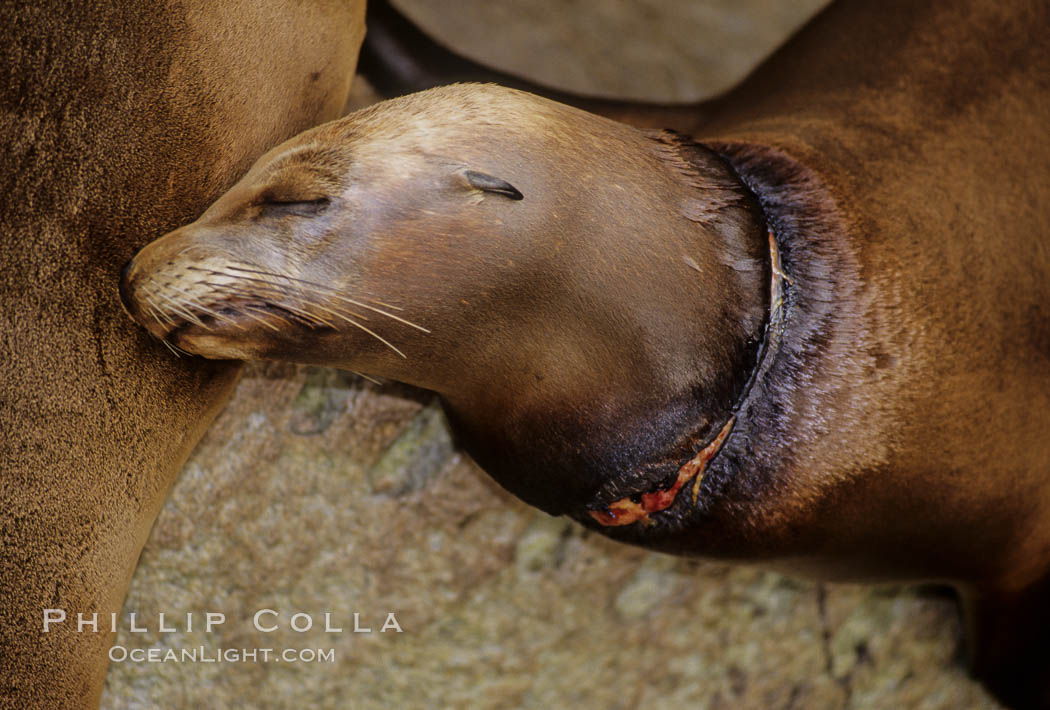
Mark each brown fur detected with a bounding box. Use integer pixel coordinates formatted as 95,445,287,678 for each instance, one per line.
120,0,1049,706
694,3,1050,704
0,1,364,707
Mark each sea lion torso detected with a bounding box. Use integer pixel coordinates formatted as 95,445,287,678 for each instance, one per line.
1,2,365,706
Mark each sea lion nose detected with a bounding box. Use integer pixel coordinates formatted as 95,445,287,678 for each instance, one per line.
118,258,139,320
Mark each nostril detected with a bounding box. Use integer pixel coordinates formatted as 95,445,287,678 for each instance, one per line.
118,259,137,319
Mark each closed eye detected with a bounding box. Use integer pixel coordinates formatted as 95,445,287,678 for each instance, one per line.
256,196,331,217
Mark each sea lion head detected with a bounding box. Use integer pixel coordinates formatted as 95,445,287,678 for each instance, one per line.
121,84,770,529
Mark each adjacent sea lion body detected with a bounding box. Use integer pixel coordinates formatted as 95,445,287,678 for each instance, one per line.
701,4,1050,701
121,0,1050,706
1,2,365,707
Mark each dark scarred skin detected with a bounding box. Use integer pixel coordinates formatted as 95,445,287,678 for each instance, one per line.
121,0,1050,707
0,2,365,707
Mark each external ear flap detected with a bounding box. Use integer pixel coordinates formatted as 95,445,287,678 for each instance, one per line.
463,169,524,200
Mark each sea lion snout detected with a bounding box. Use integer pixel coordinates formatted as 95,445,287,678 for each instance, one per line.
121,222,341,361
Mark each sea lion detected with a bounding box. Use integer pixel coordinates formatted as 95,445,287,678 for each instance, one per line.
0,1,365,707
120,89,772,521
121,0,1050,707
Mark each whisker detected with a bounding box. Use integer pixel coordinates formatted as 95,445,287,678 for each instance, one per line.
324,293,430,333
154,291,201,325
163,283,244,329
203,271,372,322
145,297,177,327
148,307,168,331
235,307,282,332
224,266,430,333
326,311,406,358
243,304,295,329
184,265,413,356
144,297,169,326
295,299,372,328
366,299,402,311
203,282,336,328
160,338,183,358
258,301,334,328
351,371,383,386
156,292,208,329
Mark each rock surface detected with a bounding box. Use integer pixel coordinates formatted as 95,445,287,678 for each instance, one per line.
103,365,998,709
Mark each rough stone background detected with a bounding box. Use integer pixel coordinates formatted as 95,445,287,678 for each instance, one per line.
102,1,1002,708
